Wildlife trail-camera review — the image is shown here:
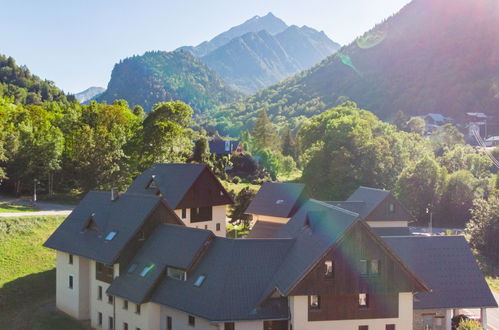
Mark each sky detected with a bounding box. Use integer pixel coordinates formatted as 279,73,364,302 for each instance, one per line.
0,0,411,94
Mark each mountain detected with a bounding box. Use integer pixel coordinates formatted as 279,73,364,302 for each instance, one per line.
74,86,105,103
212,0,499,134
97,50,243,113
201,26,340,94
178,12,288,57
0,54,71,104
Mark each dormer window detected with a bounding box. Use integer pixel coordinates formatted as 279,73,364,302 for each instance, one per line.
389,203,395,213
324,260,334,279
359,293,368,308
146,175,157,189
167,267,186,281
105,231,117,241
83,214,98,232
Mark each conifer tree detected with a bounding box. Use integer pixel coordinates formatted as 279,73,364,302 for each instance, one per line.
252,109,280,151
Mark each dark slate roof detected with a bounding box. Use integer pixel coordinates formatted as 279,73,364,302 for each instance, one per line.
107,224,213,304
383,236,498,309
270,199,361,295
245,182,307,218
371,227,412,236
246,221,285,238
152,238,293,322
345,186,390,218
44,191,164,264
208,140,241,155
126,163,211,209
326,201,365,215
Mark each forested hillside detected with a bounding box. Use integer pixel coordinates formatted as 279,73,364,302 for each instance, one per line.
210,0,499,135
97,50,242,113
0,55,72,105
202,26,340,93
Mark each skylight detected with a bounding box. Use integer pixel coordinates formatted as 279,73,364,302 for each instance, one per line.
193,275,206,287
140,264,155,277
105,231,117,241
275,199,284,204
128,263,138,273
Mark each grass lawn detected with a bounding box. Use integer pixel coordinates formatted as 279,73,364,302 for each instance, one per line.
486,276,499,293
0,202,37,213
0,215,90,329
222,180,260,194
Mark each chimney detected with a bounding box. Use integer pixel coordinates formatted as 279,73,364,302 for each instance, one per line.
111,188,119,201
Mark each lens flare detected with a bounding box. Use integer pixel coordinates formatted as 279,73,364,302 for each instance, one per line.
356,30,387,49
337,52,362,76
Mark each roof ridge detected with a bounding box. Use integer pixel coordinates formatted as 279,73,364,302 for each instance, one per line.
310,199,360,217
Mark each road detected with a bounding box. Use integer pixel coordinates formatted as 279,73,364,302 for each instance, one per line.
462,291,499,330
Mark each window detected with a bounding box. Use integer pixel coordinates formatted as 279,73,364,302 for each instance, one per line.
98,286,103,300
69,254,73,264
108,294,113,305
188,315,195,327
216,223,221,231
98,312,102,325
182,208,187,219
123,300,128,310
324,260,334,279
360,259,368,276
224,322,235,330
140,264,155,277
128,263,138,273
359,293,368,308
135,304,141,315
96,262,114,283
105,231,117,241
123,322,128,330
167,316,172,330
389,203,395,213
190,206,213,222
167,267,187,281
386,325,395,330
371,260,380,276
194,275,206,287
109,316,114,329
69,275,73,289
309,295,320,309
359,326,368,330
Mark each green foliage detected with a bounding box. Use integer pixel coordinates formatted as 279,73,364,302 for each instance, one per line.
466,196,499,267
192,137,210,163
440,144,493,178
431,124,465,155
252,109,281,152
228,187,257,228
456,319,483,330
281,127,298,161
406,117,425,135
97,50,243,113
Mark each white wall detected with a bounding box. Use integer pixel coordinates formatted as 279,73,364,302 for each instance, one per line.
90,260,115,329
114,297,161,330
160,305,219,330
289,293,413,330
367,221,408,228
175,205,227,237
55,251,90,320
233,320,264,329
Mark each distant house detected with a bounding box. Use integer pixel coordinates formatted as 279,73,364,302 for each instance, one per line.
421,113,447,126
466,112,488,139
484,136,499,147
208,139,243,156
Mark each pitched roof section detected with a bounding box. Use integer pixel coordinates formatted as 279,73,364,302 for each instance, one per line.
383,236,498,309
270,200,360,294
44,192,168,264
107,224,214,304
371,227,412,236
345,186,390,218
245,182,307,218
152,237,293,322
127,163,232,209
246,221,285,238
208,140,241,155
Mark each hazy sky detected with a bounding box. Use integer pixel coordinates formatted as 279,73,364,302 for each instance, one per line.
0,0,411,93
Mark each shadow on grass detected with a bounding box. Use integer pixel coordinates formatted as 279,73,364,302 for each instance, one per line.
0,202,36,212
0,269,90,329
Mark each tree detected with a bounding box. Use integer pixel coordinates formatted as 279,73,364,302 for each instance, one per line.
393,110,408,131
466,196,499,267
440,144,493,178
192,137,210,163
406,117,425,135
252,109,280,151
395,156,447,222
257,149,282,180
431,123,464,155
457,319,483,330
229,187,257,228
281,127,298,160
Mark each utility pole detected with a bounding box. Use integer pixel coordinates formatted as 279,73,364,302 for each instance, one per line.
426,206,433,235
33,179,39,205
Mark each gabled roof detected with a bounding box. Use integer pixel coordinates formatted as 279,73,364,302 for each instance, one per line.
107,224,214,304
269,199,361,295
151,237,293,322
245,182,307,218
345,186,390,218
208,140,241,155
246,221,284,239
383,236,498,309
126,163,232,209
44,192,173,264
